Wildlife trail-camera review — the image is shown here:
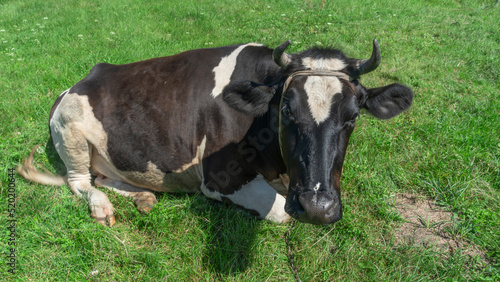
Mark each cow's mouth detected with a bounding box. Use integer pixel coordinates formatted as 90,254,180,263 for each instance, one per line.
285,188,342,225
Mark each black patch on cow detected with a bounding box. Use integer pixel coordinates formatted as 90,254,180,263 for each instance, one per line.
202,105,286,195
222,81,275,116
70,63,113,95
233,45,284,84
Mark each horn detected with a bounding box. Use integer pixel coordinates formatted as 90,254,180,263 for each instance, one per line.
356,39,381,75
273,40,293,68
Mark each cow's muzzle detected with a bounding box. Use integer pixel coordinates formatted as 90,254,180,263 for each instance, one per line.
286,189,342,225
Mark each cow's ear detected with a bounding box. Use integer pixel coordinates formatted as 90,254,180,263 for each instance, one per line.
222,80,275,116
362,83,413,119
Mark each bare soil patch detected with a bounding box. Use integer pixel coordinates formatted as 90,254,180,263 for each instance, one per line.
393,194,485,260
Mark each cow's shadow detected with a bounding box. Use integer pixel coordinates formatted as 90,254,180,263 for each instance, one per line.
45,140,67,175
186,195,262,275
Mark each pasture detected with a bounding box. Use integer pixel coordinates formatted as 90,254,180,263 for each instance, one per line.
1,0,499,280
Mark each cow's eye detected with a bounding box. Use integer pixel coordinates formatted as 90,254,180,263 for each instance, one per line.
281,105,292,117
345,113,359,127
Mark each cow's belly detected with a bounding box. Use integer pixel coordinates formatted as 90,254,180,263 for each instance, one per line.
89,135,207,193
121,163,202,193
90,151,203,193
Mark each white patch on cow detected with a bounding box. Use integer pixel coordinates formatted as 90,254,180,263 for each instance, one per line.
210,43,263,98
225,175,290,223
50,91,116,225
302,57,346,71
50,92,110,184
51,92,110,164
304,76,342,124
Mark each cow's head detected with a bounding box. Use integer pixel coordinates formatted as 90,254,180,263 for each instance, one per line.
223,40,413,224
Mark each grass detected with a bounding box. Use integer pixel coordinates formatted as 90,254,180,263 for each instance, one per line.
1,0,499,280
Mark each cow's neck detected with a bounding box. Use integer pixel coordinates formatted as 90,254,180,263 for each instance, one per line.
243,102,286,181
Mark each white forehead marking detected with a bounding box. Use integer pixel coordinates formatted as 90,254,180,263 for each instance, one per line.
211,43,262,98
304,76,343,124
302,57,346,71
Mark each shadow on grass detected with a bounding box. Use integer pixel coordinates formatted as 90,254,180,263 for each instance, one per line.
44,137,67,175
187,196,262,276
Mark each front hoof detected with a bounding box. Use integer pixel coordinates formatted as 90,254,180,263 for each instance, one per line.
134,193,158,214
91,206,116,227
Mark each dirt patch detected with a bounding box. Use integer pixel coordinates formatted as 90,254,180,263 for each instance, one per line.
393,194,485,260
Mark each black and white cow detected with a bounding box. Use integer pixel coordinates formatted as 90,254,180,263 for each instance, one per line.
18,39,413,226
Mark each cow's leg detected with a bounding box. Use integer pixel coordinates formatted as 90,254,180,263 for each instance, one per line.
94,177,158,213
52,128,116,226
202,175,291,223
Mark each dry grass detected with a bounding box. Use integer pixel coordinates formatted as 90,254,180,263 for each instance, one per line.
394,194,486,262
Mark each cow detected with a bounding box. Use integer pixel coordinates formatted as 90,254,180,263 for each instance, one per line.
18,39,413,226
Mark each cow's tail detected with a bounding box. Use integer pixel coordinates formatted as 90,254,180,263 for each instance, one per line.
17,144,67,186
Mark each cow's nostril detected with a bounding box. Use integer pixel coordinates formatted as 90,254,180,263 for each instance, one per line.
296,193,341,224
295,198,306,213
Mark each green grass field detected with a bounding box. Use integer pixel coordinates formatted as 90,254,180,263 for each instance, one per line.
1,0,499,280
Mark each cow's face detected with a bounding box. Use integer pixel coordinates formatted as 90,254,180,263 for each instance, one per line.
278,72,358,224
274,40,413,224
222,40,413,224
